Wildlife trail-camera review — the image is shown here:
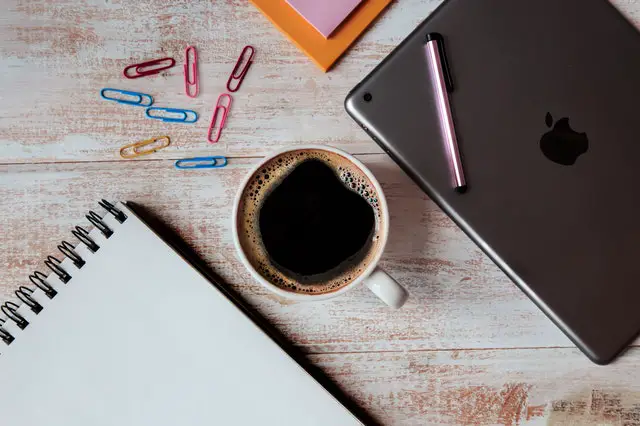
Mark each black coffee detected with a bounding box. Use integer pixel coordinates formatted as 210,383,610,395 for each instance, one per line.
259,159,375,277
237,149,384,294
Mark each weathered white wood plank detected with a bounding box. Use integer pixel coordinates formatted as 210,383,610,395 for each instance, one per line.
2,0,636,163
3,2,640,422
0,0,422,163
3,156,636,354
313,347,640,425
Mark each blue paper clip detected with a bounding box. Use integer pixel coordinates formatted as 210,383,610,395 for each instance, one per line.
100,88,153,107
175,156,228,169
145,107,198,123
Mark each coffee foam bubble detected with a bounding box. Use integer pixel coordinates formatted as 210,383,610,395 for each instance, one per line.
237,149,385,295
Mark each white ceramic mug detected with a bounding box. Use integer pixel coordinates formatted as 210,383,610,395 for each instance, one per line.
232,145,409,308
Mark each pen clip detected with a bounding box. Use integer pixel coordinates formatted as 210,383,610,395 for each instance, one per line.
425,33,454,92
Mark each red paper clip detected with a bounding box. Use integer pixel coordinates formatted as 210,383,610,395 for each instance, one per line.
123,57,176,79
184,46,199,98
226,45,255,92
208,94,233,144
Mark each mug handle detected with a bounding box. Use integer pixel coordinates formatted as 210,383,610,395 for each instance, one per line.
364,268,409,309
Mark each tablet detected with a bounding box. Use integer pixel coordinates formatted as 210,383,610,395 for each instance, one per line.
346,0,640,364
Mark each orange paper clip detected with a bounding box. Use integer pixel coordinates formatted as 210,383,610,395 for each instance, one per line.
119,136,171,158
208,94,233,144
226,46,254,92
184,46,199,98
123,57,176,79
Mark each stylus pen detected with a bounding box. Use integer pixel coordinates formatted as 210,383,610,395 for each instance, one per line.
425,33,467,193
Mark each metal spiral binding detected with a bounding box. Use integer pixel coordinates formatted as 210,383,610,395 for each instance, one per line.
0,319,14,345
1,302,28,329
58,241,86,269
99,199,127,223
16,287,43,314
87,211,113,238
44,255,71,283
29,271,57,299
0,200,127,346
72,226,100,252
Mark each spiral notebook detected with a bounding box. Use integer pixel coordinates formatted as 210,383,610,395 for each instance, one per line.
0,201,361,426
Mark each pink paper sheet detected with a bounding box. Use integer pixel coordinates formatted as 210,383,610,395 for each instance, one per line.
286,0,363,39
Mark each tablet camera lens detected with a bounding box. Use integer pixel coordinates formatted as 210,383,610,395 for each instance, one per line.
363,93,372,102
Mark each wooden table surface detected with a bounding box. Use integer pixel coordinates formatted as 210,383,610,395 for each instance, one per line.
2,1,640,424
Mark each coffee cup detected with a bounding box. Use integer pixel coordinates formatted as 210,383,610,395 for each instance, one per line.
232,145,408,308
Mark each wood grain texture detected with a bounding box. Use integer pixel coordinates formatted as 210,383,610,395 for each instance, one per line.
2,0,636,163
1,157,638,355
2,0,640,424
312,347,640,425
3,158,640,426
0,0,414,163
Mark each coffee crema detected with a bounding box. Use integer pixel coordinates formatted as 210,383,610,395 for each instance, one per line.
237,149,385,295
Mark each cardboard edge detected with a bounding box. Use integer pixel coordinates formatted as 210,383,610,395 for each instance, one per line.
250,0,331,72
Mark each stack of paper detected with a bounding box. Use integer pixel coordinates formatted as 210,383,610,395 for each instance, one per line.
250,0,391,72
286,0,363,39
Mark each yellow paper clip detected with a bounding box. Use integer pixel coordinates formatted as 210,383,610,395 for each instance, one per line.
119,136,171,159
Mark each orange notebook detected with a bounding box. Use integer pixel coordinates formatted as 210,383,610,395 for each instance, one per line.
250,0,391,72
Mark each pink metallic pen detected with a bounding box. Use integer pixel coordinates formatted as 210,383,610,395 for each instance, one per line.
425,33,467,193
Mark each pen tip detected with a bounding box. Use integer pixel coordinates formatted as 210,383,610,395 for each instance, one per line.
455,185,468,194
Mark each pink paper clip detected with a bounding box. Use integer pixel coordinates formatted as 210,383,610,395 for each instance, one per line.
123,57,176,79
226,45,255,93
184,46,199,98
208,94,233,143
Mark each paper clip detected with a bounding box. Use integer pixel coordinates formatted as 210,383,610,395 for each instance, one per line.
119,136,171,159
145,107,198,123
208,94,233,143
175,156,228,169
100,88,153,107
226,45,254,92
123,57,176,79
184,46,199,98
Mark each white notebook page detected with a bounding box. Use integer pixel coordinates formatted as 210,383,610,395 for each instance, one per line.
0,203,361,426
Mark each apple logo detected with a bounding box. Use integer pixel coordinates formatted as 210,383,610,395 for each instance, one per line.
540,112,589,165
